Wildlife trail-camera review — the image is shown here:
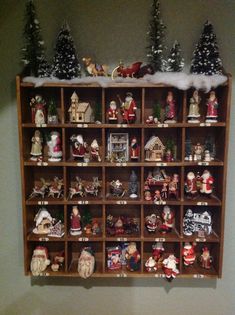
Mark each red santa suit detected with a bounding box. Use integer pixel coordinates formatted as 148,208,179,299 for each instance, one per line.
206,92,218,119
70,207,82,235
162,255,179,279
200,170,214,194
183,243,196,266
185,172,197,195
108,108,118,122
160,206,174,233
130,138,140,159
121,94,137,123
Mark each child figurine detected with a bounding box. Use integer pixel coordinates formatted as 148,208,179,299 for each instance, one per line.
90,139,101,162
70,206,82,236
183,243,196,266
164,91,176,123
206,91,218,123
47,131,62,162
107,101,118,123
187,90,201,123
30,130,43,161
70,134,88,160
200,170,214,195
162,254,179,281
185,172,198,199
159,206,175,234
130,137,140,160
199,246,212,269
30,95,46,125
119,92,137,124
125,242,140,271
128,170,138,199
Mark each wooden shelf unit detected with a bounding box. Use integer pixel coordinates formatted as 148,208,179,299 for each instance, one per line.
16,74,231,279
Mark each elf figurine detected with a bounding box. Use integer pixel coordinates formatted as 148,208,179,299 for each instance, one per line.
185,172,198,199
90,139,101,162
47,131,62,162
107,101,118,123
70,134,88,160
182,242,196,266
200,170,214,195
130,137,140,160
164,91,176,123
199,246,213,269
162,254,179,281
119,92,137,124
70,206,82,236
160,206,175,234
206,91,219,123
30,95,46,125
30,130,43,161
125,242,141,271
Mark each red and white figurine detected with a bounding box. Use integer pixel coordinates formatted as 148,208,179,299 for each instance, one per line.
30,95,46,125
164,91,176,123
130,137,140,160
206,91,218,123
90,139,101,162
120,92,137,124
70,134,88,160
107,101,118,123
160,206,175,234
200,170,214,195
182,242,196,266
47,131,62,162
162,254,179,281
70,206,82,236
185,171,198,198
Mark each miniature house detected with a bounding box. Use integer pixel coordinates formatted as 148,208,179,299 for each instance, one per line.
145,136,165,161
68,91,92,123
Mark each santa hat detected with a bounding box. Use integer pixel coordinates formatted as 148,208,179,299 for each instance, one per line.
184,242,193,250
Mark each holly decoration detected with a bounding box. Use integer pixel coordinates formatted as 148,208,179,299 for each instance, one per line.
166,41,184,72
147,0,167,72
21,0,50,77
190,20,223,75
52,22,81,79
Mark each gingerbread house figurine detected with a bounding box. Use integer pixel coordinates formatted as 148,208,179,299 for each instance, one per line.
68,91,92,123
145,136,165,161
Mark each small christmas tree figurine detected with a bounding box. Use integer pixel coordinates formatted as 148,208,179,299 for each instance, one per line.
147,0,167,72
166,41,184,72
82,207,92,228
153,103,162,122
47,100,58,124
21,0,50,77
190,21,223,75
52,22,81,79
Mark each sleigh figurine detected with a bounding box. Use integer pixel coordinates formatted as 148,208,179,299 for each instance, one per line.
84,177,101,197
111,61,154,80
47,177,64,198
69,177,86,199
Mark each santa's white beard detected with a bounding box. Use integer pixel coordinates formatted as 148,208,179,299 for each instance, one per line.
78,254,95,278
30,257,49,276
125,97,133,102
187,173,195,180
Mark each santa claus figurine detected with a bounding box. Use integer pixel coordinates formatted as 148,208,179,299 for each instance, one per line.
47,131,62,162
200,169,214,195
160,206,175,234
185,171,198,198
107,100,118,123
199,246,213,269
152,242,165,262
120,92,137,124
183,242,196,266
70,134,88,160
130,137,140,160
90,139,101,162
70,206,82,236
125,242,141,271
78,247,95,278
145,214,159,233
164,91,176,123
206,91,219,123
162,254,179,281
30,246,50,276
145,256,158,272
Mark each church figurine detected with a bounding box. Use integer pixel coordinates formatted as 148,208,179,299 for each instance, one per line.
107,100,118,123
187,90,201,123
118,92,137,124
70,134,88,160
30,95,46,125
130,137,140,160
30,130,43,161
90,139,101,162
164,91,177,123
47,131,62,162
205,91,219,123
68,91,92,123
70,206,82,236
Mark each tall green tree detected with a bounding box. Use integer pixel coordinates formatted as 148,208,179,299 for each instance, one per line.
166,41,184,72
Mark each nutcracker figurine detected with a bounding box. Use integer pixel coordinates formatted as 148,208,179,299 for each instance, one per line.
130,137,140,160
187,90,201,123
205,91,219,123
125,242,141,271
30,95,46,125
182,242,196,266
159,206,175,234
70,134,88,160
118,92,137,124
164,91,176,123
107,101,118,123
47,131,62,162
30,130,43,161
70,206,82,236
90,139,101,162
199,246,213,269
185,172,198,199
200,170,214,195
162,254,179,281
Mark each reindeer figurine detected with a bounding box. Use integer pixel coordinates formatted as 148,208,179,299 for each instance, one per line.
29,178,50,199
85,177,101,197
82,57,109,76
69,177,86,199
48,177,64,199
